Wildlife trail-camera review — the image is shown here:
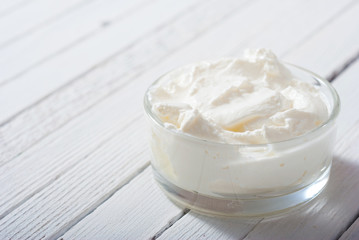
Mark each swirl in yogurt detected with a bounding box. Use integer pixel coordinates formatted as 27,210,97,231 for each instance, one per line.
148,49,328,144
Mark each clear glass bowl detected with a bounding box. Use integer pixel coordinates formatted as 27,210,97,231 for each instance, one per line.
143,63,340,217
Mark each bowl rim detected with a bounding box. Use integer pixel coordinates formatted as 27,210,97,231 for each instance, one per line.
143,61,341,147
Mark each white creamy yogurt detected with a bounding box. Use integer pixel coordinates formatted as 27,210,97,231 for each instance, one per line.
146,49,335,197
149,49,328,144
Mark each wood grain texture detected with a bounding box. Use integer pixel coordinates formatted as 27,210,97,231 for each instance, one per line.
340,217,359,240
0,86,145,219
0,0,152,85
0,117,155,239
0,0,197,124
0,0,89,47
0,0,250,164
59,168,184,240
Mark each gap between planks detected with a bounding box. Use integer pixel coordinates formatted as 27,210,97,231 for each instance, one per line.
151,209,190,240
340,216,359,240
327,50,359,82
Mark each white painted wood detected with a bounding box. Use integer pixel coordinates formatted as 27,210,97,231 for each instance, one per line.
158,212,259,240
0,0,251,164
0,117,157,239
0,0,358,239
0,0,89,47
162,0,357,68
0,0,151,84
59,168,183,240
284,1,359,78
0,0,353,166
340,217,359,240
0,0,197,125
156,60,359,239
0,85,144,219
0,0,29,17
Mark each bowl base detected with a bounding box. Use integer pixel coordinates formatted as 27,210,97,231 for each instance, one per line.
153,165,330,217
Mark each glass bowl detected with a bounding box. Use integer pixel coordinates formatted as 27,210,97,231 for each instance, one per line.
143,63,340,217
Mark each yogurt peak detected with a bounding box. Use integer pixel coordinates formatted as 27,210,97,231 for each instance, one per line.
148,49,329,144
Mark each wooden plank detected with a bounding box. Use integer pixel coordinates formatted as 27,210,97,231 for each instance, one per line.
340,217,359,240
157,60,359,239
0,0,89,47
0,0,250,164
0,0,152,85
0,0,197,125
59,168,184,240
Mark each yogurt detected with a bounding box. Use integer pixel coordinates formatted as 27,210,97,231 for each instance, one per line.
145,49,336,197
149,49,328,144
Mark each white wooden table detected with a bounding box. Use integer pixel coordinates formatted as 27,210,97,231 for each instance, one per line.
1,0,359,239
